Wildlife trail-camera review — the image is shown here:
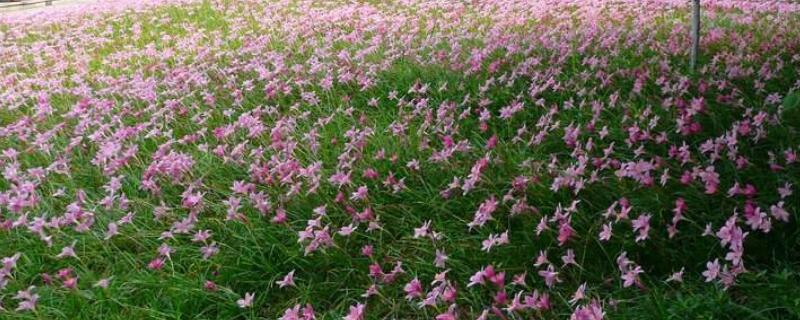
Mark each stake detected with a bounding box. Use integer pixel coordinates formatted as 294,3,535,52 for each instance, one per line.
690,0,700,70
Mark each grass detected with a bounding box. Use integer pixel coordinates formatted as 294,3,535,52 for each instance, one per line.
1,0,800,319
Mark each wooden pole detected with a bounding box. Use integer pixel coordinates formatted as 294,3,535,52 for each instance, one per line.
690,0,700,70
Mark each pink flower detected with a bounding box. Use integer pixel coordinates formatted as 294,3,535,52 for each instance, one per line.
631,214,651,242
599,223,613,241
505,291,525,313
192,230,213,243
485,135,498,150
338,224,357,236
697,166,720,194
343,303,365,320
617,252,644,288
204,281,217,292
468,196,498,230
62,277,79,290
403,277,424,300
481,231,509,252
770,202,790,222
237,292,255,308
56,241,78,259
272,208,288,224
484,266,505,288
534,250,550,267
279,304,316,320
666,268,685,283
362,285,378,298
277,270,297,288
13,286,38,312
200,242,219,260
562,249,579,267
570,300,605,320
57,268,73,280
467,268,487,287
538,266,560,288
557,221,575,246
104,222,119,240
778,182,793,199
413,220,432,239
328,171,352,188
148,258,165,271
434,249,448,268
499,101,524,120
435,310,457,320
94,278,112,289
702,259,720,282
350,186,369,201
621,266,643,288
158,243,174,258
360,245,373,257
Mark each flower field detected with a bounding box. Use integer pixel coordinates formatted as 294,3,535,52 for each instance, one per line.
1,0,800,318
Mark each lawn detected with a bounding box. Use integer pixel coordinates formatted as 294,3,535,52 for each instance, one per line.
1,0,800,319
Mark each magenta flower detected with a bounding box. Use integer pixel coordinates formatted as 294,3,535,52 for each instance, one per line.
403,277,424,300
148,258,165,271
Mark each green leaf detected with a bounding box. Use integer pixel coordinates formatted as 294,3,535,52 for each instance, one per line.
784,92,800,110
